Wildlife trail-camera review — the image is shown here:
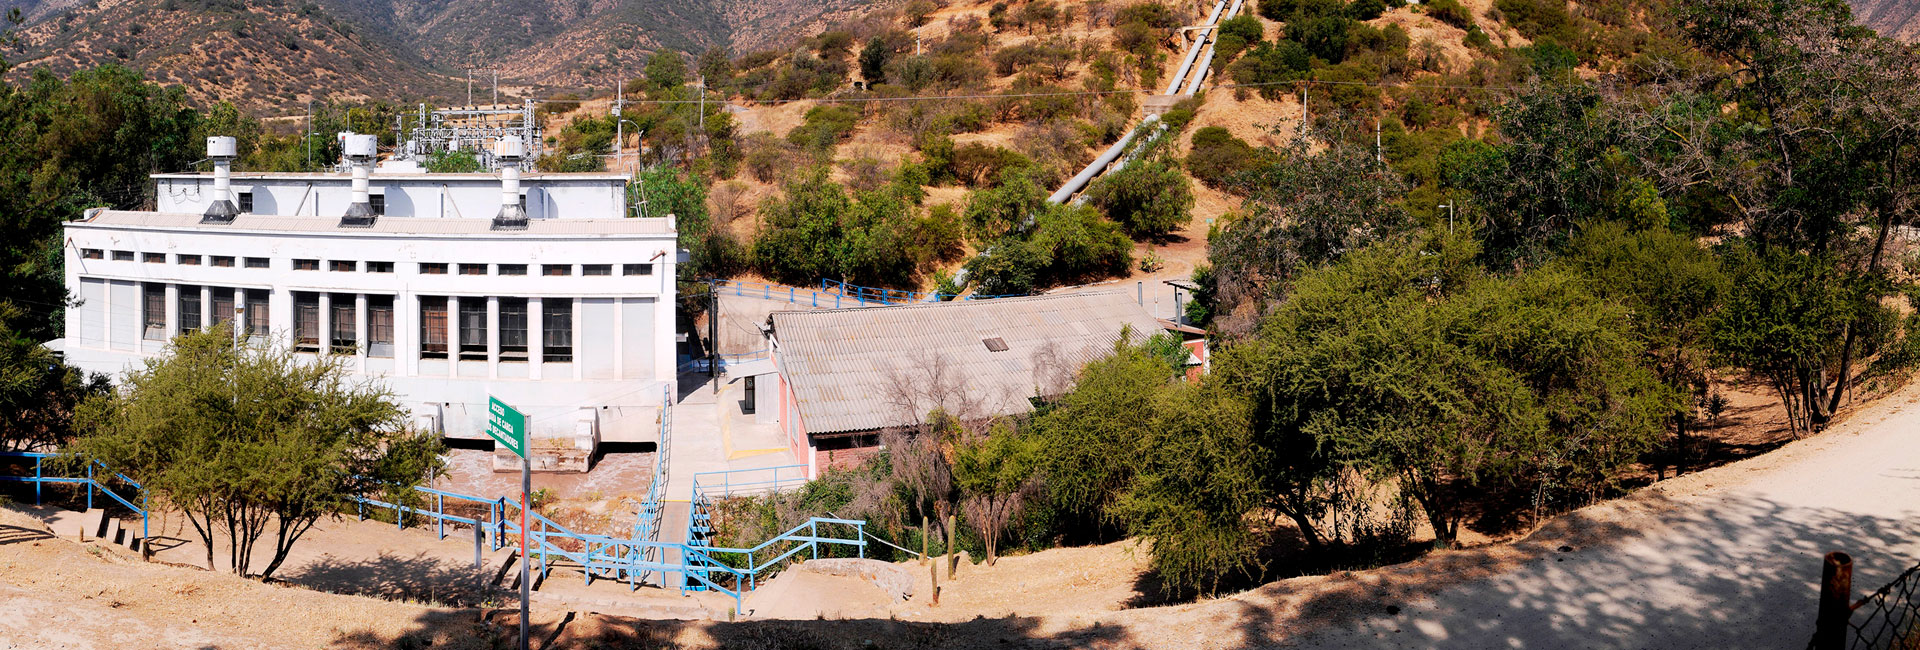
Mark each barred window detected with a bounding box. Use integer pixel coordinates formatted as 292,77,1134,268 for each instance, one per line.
366,261,394,273
143,253,165,264
368,295,394,358
543,264,571,276
420,297,448,359
458,298,487,360
329,293,356,354
498,264,527,276
499,298,528,360
244,289,270,339
623,263,654,276
112,250,134,261
330,260,357,272
211,256,235,267
211,288,235,329
142,284,165,340
582,264,612,276
177,255,202,265
81,248,104,260
244,257,269,269
178,285,202,333
293,292,320,351
293,259,320,271
420,262,448,275
238,191,253,213
542,298,573,362
459,263,488,276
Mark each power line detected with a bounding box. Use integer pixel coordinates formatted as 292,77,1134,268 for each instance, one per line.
530,77,1521,107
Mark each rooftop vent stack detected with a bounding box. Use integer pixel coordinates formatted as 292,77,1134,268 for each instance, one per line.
491,137,528,230
201,136,240,224
339,134,379,228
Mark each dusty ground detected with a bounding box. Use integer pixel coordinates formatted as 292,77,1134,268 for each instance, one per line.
1,370,1914,648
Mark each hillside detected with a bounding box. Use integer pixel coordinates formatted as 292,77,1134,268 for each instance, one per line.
0,0,884,109
1851,0,1920,40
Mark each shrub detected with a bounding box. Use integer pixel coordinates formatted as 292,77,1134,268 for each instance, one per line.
952,143,1033,188
1426,0,1474,29
788,105,861,153
422,150,482,173
1186,126,1262,189
1085,154,1194,238
1228,40,1311,99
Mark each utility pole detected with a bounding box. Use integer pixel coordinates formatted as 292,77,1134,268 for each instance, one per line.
305,100,314,167
614,76,624,172
697,75,705,135
466,68,473,107
1375,118,1382,165
708,279,719,393
492,69,499,107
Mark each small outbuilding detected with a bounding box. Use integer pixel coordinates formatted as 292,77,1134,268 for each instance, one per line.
764,290,1206,478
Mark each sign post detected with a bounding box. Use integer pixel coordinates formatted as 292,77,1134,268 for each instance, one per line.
486,396,529,650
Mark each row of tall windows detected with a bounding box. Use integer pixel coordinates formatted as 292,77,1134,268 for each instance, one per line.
140,283,269,341
417,297,571,362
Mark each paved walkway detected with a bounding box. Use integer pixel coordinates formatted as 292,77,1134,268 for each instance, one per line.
1280,384,1920,649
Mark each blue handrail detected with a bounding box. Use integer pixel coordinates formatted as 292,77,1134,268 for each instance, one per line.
691,464,809,498
0,452,150,547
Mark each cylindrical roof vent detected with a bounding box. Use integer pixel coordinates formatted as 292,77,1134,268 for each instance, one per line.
491,137,528,231
201,136,240,224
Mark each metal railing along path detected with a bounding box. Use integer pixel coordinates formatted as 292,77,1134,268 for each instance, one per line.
0,452,150,546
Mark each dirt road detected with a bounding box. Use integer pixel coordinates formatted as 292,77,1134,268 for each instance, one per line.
1269,383,1920,649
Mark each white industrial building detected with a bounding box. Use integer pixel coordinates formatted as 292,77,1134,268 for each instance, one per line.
51,136,680,462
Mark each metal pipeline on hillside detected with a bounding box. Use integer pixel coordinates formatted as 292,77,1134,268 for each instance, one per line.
1046,0,1236,204
1183,0,1248,95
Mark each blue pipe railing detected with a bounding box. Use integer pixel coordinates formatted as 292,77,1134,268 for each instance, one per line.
0,451,150,546
0,452,148,548
691,464,809,499
819,278,1026,304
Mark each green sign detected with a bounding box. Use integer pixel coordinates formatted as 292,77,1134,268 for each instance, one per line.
486,395,527,459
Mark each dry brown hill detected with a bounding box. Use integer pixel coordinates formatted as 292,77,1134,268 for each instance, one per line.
1850,0,1920,40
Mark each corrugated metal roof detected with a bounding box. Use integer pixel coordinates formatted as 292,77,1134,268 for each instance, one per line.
76,211,674,237
771,291,1170,435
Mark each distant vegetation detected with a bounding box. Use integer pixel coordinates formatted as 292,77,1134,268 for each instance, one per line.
698,0,1920,598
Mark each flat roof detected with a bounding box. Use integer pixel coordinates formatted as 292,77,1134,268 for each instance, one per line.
769,291,1172,435
152,172,629,182
70,210,674,237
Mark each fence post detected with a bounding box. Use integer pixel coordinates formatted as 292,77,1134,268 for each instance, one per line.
1816,551,1853,650
437,494,446,540
34,456,41,505
473,520,484,569
86,464,94,511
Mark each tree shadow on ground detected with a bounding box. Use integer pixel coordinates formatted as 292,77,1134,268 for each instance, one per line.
0,523,52,545
330,494,1920,649
280,550,503,607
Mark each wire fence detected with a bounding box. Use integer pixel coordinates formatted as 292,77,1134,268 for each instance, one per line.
1814,552,1920,650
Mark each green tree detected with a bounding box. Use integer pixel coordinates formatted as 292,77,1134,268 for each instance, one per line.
71,326,444,577
422,149,483,173
646,50,688,92
0,64,202,339
859,37,892,83
952,421,1042,565
1030,333,1184,528
1708,244,1872,436
0,304,108,452
1207,129,1410,331
1085,152,1194,239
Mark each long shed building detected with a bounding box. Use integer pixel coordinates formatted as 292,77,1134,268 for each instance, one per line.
765,291,1205,477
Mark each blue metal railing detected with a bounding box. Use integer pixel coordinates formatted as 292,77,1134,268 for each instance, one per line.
691,465,809,498
819,279,1026,304
0,452,150,546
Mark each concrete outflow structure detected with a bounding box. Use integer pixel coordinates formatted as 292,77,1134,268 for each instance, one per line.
52,135,681,471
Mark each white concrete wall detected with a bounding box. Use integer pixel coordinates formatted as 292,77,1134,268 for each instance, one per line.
57,219,679,444
154,174,628,220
